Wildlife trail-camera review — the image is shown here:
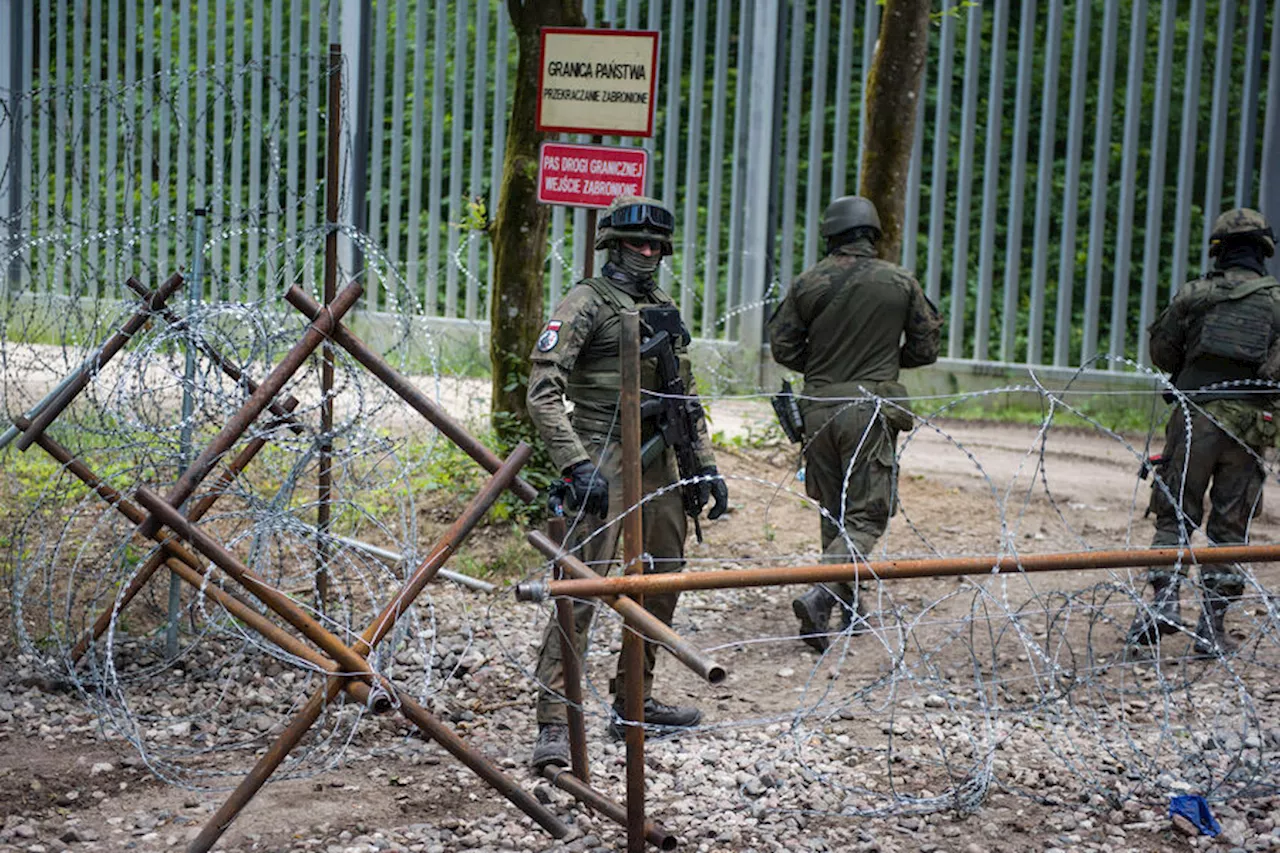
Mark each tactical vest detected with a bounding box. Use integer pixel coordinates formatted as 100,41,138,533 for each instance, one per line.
1178,274,1280,399
566,277,686,436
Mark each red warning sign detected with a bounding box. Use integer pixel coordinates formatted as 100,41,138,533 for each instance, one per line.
536,142,650,210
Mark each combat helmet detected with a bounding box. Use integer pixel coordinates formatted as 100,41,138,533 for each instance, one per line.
1209,207,1275,257
820,195,881,239
595,195,675,256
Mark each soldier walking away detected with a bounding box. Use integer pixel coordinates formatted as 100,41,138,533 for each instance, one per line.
525,196,729,770
767,196,942,653
1127,207,1280,657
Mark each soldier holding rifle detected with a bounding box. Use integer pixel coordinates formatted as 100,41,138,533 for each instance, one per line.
525,195,728,769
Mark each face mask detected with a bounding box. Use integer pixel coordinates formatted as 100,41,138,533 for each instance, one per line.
612,243,662,280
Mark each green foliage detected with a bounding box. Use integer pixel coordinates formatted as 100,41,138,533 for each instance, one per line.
923,389,1166,437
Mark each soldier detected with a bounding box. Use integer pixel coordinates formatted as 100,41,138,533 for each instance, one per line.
767,196,942,653
526,196,729,770
1126,207,1280,657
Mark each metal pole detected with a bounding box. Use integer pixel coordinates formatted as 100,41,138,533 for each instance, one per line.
620,311,645,853
526,541,1280,600
169,210,207,658
3,0,21,302
318,43,342,609
542,767,677,850
548,516,590,783
1261,0,1280,281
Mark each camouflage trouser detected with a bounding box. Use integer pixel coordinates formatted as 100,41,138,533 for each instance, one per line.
1148,402,1267,597
534,432,688,725
799,399,897,602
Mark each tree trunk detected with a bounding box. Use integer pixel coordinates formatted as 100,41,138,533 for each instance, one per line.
489,0,584,442
858,0,931,263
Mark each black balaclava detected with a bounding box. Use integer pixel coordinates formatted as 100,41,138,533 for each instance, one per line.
608,241,663,284
1214,238,1270,277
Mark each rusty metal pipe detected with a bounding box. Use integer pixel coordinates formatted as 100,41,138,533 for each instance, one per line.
526,531,727,685
140,280,363,538
122,277,305,435
542,767,676,850
283,285,540,504
17,273,185,451
620,310,646,853
316,42,343,608
54,399,301,662
530,543,1280,599
549,516,590,783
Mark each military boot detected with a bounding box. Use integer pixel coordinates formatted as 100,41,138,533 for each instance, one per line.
1193,592,1238,657
841,584,872,636
1126,576,1184,646
793,585,839,652
607,697,702,740
531,722,570,770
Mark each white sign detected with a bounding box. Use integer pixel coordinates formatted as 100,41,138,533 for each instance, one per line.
536,28,660,137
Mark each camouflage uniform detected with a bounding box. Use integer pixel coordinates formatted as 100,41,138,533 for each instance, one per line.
1128,206,1280,654
768,234,942,643
1144,265,1280,596
527,269,716,726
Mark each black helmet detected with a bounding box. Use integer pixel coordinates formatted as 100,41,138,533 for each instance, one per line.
820,196,881,239
1209,207,1275,257
595,195,675,256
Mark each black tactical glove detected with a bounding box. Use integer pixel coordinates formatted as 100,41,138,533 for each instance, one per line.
696,465,729,520
554,461,609,518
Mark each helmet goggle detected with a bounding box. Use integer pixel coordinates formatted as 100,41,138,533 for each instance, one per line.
603,202,674,232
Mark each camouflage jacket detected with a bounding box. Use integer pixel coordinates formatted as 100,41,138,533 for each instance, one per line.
527,267,716,474
767,238,943,396
1149,266,1280,402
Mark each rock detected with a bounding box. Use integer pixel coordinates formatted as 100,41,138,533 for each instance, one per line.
88,762,113,777
167,720,192,738
1172,814,1200,837
12,825,36,839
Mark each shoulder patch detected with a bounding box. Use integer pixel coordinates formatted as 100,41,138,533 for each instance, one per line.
536,321,562,352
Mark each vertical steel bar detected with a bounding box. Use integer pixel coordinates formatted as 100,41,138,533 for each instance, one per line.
723,0,751,340
87,0,101,284
620,310,645,853
169,210,207,659
974,0,1008,362
490,4,509,295
2,0,20,301
406,0,430,299
265,0,283,284
1081,0,1118,366
1169,0,1206,303
924,10,956,305
1263,0,1280,281
317,42,342,608
35,0,48,268
1028,0,1064,365
830,0,854,200
855,0,879,188
284,0,303,286
1234,0,1265,209
802,0,830,271
947,3,982,360
1051,0,1091,367
739,0,778,356
1200,0,1237,273
228,0,245,296
248,0,265,297
1108,0,1147,368
1137,0,1177,365
157,2,170,276
700,0,729,340
305,1,322,293
659,0,684,297
427,0,446,313
680,0,707,325
210,0,228,277
467,0,488,320
385,0,410,283
446,0,468,318
548,516,589,784
643,0,661,168
53,0,67,293
779,0,804,294
365,0,391,309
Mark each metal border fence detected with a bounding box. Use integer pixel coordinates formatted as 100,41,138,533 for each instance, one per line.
2,0,1278,372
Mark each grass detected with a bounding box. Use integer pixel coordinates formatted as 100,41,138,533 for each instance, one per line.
920,389,1167,438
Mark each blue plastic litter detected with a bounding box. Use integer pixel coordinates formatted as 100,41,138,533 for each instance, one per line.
1169,795,1221,837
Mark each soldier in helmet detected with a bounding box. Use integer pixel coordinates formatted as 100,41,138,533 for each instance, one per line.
768,196,942,652
1127,207,1280,656
526,195,729,769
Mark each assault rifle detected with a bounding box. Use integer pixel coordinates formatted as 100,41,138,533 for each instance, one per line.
638,311,708,543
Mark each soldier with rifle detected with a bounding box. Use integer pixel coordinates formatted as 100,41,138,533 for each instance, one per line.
525,196,728,770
